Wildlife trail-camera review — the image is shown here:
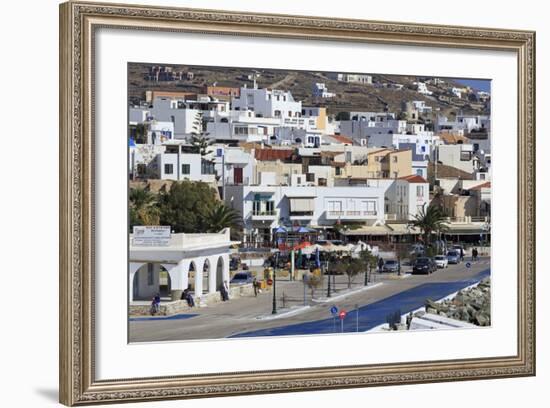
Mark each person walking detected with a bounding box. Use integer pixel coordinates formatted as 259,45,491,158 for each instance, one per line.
459,247,464,262
472,247,478,261
252,277,258,297
377,256,384,274
220,280,230,301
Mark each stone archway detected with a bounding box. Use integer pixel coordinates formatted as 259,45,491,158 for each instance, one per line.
131,263,171,301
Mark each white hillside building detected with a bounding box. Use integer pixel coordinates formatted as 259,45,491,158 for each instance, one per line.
231,85,302,119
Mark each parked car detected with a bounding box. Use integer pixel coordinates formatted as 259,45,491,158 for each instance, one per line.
412,257,436,274
446,250,461,264
382,259,400,273
230,271,253,285
434,255,449,268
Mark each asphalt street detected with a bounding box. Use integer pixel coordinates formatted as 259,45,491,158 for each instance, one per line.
129,257,491,342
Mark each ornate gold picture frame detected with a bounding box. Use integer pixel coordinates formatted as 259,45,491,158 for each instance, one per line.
59,1,535,405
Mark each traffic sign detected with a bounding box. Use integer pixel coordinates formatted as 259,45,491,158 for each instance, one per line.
465,262,471,268
330,306,338,315
339,310,347,320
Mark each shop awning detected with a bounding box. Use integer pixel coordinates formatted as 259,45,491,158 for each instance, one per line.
386,223,421,235
342,225,391,236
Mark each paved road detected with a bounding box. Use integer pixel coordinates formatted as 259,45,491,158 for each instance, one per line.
129,258,491,342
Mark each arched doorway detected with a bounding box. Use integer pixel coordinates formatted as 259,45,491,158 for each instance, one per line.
188,261,196,292
202,259,210,294
216,257,224,291
132,263,171,301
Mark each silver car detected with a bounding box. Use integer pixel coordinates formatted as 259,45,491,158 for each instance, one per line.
382,259,399,273
447,250,461,264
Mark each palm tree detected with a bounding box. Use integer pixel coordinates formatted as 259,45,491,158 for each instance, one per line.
408,204,449,247
202,203,242,236
129,187,159,227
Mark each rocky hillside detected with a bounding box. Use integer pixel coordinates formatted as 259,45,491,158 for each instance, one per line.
128,63,490,117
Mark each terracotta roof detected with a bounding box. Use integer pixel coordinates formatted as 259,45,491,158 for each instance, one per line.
468,181,491,190
254,148,295,161
398,174,428,183
439,133,469,144
428,162,475,180
330,134,353,145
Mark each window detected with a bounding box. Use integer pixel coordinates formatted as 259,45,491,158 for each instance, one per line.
252,200,261,214
416,169,423,176
345,152,352,163
460,151,472,161
147,264,154,286
297,177,302,184
201,160,215,175
274,110,281,117
164,164,173,174
392,156,398,163
335,167,342,176
181,164,190,175
393,172,398,178
328,201,342,212
416,185,424,197
480,173,486,180
288,111,292,117
306,173,315,182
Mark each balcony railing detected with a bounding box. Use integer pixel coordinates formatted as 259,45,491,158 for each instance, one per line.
252,210,276,216
224,176,250,186
326,210,378,219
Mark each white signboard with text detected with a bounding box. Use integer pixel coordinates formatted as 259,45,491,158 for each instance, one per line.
132,226,171,247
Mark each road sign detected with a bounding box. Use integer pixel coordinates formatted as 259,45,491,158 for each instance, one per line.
330,306,338,315
465,262,471,268
267,278,273,285
339,310,347,320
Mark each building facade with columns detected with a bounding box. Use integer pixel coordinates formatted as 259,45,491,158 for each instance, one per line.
129,228,236,303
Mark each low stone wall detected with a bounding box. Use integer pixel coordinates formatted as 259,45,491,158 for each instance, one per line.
130,283,256,316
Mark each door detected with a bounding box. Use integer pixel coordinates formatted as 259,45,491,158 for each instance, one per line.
234,167,243,185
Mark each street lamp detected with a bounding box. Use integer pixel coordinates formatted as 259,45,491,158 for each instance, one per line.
272,252,278,314
326,255,331,298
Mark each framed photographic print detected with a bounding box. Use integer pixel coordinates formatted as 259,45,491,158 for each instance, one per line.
59,1,536,405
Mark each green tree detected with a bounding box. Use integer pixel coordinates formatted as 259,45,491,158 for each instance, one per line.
335,111,350,121
189,111,211,156
157,180,219,233
359,249,378,284
335,256,364,289
408,203,449,246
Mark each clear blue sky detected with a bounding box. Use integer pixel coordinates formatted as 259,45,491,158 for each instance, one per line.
454,78,491,92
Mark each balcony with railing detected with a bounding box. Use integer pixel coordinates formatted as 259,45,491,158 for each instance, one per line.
325,210,378,220
250,206,278,221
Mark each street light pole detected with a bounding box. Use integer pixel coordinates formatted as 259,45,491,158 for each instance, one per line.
272,252,278,314
326,258,331,297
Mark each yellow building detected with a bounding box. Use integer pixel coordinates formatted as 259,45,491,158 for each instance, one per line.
365,148,412,179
